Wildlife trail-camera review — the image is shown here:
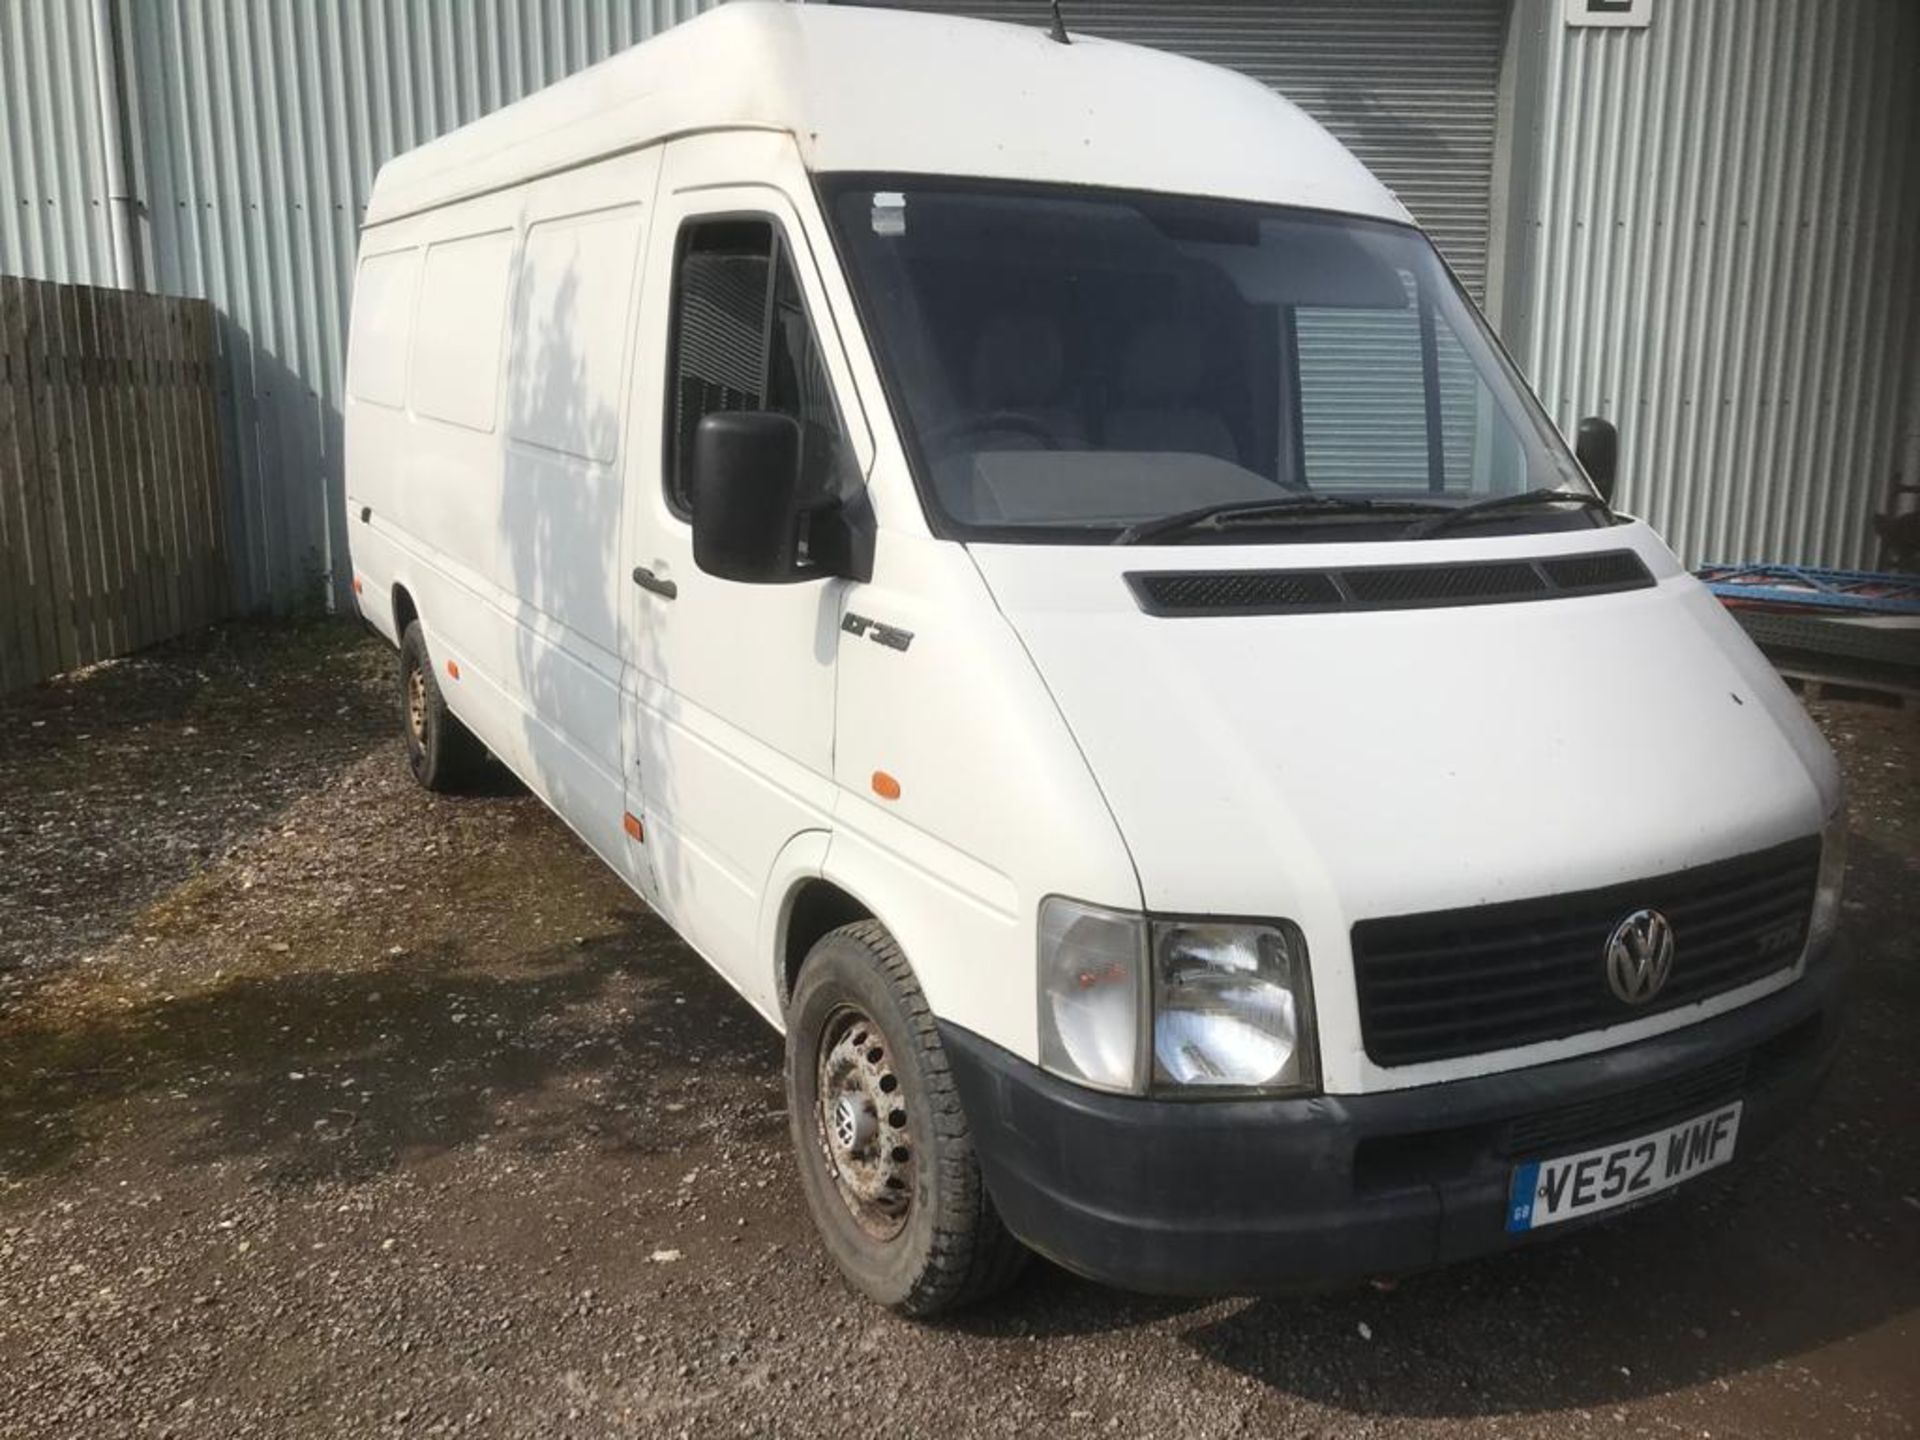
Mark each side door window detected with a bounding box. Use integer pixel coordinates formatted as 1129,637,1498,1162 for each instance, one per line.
665,217,859,520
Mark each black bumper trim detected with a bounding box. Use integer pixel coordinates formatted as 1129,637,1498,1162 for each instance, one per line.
940,952,1843,1297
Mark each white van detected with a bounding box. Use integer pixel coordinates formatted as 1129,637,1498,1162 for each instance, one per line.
344,3,1847,1314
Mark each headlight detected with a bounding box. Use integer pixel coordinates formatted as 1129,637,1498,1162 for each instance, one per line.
1037,897,1147,1093
1153,921,1316,1094
1037,900,1318,1097
1807,806,1848,956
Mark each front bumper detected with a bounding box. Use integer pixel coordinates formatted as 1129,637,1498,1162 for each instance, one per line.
941,948,1844,1296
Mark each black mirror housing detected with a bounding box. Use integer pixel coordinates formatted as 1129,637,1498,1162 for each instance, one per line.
690,411,808,582
1575,415,1619,506
689,411,873,584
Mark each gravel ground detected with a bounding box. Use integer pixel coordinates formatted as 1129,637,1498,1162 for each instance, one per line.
0,621,1914,1439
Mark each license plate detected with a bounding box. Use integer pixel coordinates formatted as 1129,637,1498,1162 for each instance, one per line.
1505,1101,1743,1233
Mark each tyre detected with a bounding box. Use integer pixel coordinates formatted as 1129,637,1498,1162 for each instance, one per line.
785,920,1028,1316
398,620,487,792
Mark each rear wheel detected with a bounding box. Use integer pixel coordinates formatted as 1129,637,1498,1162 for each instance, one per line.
399,620,487,792
785,921,1028,1315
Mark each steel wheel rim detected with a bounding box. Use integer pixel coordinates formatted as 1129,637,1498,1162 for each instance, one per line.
815,1004,914,1241
406,661,428,747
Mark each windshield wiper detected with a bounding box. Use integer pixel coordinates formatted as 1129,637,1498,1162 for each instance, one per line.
1403,487,1613,539
1111,494,1448,546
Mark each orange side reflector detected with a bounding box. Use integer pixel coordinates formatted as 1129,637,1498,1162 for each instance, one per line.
871,770,902,801
623,812,645,842
351,576,363,596
445,660,460,681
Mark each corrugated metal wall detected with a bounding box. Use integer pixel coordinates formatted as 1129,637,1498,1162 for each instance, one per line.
1502,0,1920,569
852,0,1510,301
0,0,716,612
0,2,115,285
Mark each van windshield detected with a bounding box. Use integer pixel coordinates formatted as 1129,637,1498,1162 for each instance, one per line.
823,178,1595,543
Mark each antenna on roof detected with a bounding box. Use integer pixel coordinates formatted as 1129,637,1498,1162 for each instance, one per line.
1047,0,1071,45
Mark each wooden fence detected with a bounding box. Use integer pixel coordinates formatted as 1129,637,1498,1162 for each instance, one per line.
0,275,228,693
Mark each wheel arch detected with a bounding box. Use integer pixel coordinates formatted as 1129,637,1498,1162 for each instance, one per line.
763,832,954,1018
391,582,419,640
779,876,877,1010
765,826,1032,1061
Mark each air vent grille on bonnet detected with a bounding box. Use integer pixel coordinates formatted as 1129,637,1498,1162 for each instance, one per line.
1128,549,1654,617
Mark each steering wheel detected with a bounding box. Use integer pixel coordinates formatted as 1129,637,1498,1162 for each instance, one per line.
928,411,1062,451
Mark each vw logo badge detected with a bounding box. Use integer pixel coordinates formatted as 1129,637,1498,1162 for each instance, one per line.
1606,909,1675,1005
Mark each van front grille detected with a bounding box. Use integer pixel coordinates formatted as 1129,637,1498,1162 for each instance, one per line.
1351,837,1821,1068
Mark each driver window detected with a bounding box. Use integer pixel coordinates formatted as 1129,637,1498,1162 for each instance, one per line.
665,217,857,517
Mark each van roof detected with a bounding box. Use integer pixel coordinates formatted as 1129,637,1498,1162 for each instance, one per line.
363,2,1407,229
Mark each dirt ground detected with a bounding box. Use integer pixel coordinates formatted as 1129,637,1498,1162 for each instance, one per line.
0,621,1914,1440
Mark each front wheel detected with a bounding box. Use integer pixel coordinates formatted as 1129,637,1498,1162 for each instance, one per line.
785,921,1028,1316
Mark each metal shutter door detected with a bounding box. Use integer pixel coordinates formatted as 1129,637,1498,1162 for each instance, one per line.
839,0,1507,300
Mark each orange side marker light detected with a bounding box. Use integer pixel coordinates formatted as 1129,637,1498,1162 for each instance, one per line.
445,659,460,681
351,576,363,596
623,812,645,843
871,771,901,801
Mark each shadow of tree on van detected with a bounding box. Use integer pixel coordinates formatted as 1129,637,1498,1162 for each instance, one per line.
494,211,695,933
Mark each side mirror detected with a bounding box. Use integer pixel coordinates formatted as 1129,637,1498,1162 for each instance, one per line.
690,411,806,582
1575,415,1619,506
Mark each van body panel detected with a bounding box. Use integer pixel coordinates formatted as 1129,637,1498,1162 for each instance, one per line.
829,530,1141,1057
347,146,665,905
968,523,1836,1093
614,134,864,1017
364,4,1405,233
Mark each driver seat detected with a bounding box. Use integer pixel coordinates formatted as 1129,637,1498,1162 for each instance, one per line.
966,312,1086,450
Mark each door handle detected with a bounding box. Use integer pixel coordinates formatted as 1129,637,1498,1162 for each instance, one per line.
632,565,677,600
